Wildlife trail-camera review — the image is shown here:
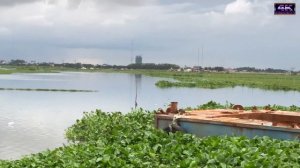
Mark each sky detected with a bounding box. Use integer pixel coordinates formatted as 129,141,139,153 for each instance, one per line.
0,0,299,69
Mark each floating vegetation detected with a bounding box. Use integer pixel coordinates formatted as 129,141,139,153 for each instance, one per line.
148,71,300,91
1,102,300,167
155,80,236,89
0,88,97,92
185,101,300,112
97,69,300,92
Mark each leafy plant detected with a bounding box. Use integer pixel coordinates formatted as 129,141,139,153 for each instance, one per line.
1,105,300,167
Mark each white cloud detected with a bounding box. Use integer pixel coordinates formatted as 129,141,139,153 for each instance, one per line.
224,0,252,15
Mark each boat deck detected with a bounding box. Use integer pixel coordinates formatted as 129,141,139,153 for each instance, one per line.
156,109,300,130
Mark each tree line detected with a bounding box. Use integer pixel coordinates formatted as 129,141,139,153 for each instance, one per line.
0,59,298,73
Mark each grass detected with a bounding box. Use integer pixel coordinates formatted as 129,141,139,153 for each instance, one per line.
0,65,70,74
1,102,300,167
0,69,14,74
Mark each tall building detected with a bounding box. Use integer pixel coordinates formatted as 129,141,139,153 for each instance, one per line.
135,55,142,64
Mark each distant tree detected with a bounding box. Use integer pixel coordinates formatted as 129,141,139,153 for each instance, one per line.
214,66,225,72
63,63,82,69
204,66,225,72
9,59,26,65
127,63,180,70
235,67,257,72
235,67,287,73
81,64,94,68
264,68,287,73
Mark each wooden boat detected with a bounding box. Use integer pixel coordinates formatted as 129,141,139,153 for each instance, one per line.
155,102,300,140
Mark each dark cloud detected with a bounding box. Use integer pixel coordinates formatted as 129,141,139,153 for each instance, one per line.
0,0,39,6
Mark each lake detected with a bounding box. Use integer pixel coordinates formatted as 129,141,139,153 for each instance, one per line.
0,72,299,159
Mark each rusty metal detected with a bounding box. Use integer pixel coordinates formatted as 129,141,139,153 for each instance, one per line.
155,102,300,140
166,102,178,114
156,108,164,114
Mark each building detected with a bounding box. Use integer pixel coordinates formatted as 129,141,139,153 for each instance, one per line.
0,60,6,65
135,55,142,64
192,66,202,72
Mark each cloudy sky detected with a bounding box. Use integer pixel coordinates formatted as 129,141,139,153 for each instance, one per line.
0,0,298,69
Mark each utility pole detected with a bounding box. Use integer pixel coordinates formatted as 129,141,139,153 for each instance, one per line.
197,48,200,69
201,45,204,68
130,40,134,64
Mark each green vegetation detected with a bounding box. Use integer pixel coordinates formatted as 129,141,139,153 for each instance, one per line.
152,71,300,91
2,65,300,92
85,69,300,92
0,88,96,92
109,69,300,92
185,101,300,111
1,102,300,167
0,68,14,74
155,80,236,89
0,65,71,74
127,63,180,70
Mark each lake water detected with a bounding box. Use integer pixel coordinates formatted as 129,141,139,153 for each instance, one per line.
0,72,299,159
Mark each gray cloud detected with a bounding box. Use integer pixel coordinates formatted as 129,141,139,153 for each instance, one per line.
160,0,234,7
67,0,82,9
94,0,156,6
0,0,299,70
0,0,39,6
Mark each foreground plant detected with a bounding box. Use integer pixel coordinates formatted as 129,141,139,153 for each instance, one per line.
1,103,300,167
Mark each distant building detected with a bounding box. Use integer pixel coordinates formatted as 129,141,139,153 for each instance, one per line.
192,66,202,72
135,55,142,64
0,60,6,65
184,68,192,72
177,68,183,72
225,68,236,73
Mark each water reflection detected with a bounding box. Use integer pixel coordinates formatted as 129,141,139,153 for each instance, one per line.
134,74,142,108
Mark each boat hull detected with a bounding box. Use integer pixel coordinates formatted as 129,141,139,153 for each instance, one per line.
155,111,300,140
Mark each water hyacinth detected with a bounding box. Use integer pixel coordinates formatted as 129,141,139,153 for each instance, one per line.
1,104,300,167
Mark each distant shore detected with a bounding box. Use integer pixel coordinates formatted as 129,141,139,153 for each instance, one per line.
1,65,300,92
